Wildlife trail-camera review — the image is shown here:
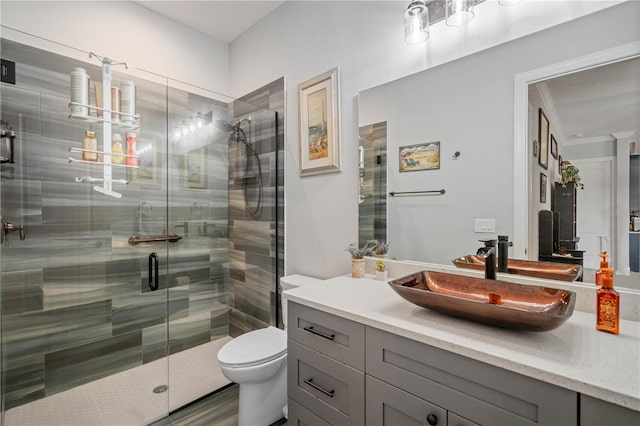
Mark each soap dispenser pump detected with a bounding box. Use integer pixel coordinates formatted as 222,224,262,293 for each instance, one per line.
595,252,608,286
596,267,619,335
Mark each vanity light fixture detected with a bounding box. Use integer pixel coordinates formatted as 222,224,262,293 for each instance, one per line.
404,1,523,45
404,0,430,44
445,0,475,27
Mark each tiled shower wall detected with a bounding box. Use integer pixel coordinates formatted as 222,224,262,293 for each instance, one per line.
0,40,279,411
359,121,387,245
228,78,285,335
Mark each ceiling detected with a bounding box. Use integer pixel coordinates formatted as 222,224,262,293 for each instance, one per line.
134,0,286,43
536,57,640,146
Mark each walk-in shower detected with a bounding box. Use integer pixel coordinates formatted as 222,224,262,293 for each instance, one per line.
0,35,282,425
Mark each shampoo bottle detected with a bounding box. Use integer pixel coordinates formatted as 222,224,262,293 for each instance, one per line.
596,267,619,335
595,252,608,286
82,130,98,161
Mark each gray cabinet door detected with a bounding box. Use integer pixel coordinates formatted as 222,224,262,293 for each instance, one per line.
448,412,480,426
366,375,447,426
366,327,577,426
580,394,640,426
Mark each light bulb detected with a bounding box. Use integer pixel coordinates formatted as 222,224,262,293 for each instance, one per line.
404,0,429,44
446,0,474,27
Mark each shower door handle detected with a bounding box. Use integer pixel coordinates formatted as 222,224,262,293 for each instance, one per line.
148,252,159,291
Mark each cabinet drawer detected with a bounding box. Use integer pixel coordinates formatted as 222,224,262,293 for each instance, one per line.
288,339,365,425
287,398,332,426
288,302,365,370
366,375,447,426
366,327,577,426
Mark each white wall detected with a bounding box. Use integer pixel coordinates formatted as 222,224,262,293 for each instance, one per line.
0,1,229,94
229,0,625,279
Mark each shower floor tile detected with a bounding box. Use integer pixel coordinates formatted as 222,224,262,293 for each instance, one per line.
3,337,232,426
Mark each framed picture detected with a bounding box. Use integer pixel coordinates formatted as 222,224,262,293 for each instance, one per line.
551,134,558,159
399,141,440,172
298,68,341,176
181,146,207,189
538,108,549,170
128,138,161,188
540,172,547,203
558,154,563,174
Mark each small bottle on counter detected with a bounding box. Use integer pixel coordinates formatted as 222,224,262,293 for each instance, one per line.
112,133,124,164
82,130,98,161
596,267,619,335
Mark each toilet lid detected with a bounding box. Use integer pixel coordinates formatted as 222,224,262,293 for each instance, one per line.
217,326,287,367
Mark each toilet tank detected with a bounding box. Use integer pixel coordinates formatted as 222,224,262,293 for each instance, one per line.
280,274,322,328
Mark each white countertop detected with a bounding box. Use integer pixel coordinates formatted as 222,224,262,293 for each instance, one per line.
284,274,640,411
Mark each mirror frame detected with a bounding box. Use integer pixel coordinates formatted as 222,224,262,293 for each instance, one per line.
513,41,640,267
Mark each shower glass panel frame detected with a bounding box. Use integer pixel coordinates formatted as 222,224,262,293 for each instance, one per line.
0,35,277,425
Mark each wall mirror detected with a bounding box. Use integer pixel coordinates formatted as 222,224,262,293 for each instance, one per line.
357,2,639,290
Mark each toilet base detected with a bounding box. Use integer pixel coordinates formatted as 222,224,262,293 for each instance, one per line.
237,361,287,426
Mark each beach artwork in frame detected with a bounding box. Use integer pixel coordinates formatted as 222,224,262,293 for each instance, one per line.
298,68,341,176
181,146,207,189
399,141,440,172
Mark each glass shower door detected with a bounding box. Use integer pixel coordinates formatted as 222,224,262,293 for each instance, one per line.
0,38,172,425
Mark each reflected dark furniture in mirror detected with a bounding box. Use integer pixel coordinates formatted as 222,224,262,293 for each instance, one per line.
553,182,580,251
539,210,583,281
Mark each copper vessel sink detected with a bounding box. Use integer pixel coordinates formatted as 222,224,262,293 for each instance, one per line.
452,255,582,282
389,271,576,331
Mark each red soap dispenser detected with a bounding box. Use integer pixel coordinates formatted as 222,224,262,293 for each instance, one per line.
596,268,619,335
595,252,608,286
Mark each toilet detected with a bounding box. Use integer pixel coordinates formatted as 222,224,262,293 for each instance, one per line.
217,274,322,426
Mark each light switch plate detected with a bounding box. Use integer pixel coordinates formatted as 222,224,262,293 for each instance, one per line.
474,219,495,233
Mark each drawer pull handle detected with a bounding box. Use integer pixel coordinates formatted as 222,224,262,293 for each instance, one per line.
304,378,335,398
303,326,335,341
426,414,438,425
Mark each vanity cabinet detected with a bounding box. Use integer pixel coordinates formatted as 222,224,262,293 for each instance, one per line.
580,394,640,426
287,302,365,425
366,327,577,426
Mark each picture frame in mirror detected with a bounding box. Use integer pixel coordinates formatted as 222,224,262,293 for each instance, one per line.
538,108,549,170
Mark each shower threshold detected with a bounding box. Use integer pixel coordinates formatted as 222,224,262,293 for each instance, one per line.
3,337,232,426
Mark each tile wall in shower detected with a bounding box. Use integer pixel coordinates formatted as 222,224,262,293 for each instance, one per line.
228,78,285,335
359,121,388,245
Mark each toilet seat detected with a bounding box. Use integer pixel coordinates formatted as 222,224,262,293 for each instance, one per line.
218,326,287,368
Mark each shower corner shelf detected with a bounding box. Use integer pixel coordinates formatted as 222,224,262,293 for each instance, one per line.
67,54,140,199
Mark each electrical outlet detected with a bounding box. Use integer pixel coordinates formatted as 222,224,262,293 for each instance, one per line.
474,219,495,233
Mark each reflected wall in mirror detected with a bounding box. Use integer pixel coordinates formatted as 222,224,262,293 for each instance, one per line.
525,57,639,289
358,121,387,246
357,1,639,290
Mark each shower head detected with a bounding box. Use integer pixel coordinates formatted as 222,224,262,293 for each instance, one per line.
213,118,236,133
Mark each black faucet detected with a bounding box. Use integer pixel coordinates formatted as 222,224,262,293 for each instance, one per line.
497,235,513,273
477,239,497,280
